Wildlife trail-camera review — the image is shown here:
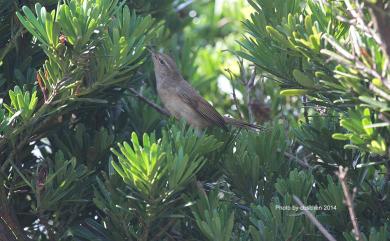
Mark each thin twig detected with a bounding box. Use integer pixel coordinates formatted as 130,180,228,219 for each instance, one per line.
128,88,170,117
247,67,256,89
334,0,390,88
246,68,257,123
293,195,337,241
344,0,382,45
284,152,311,169
0,183,32,241
324,34,389,89
152,219,176,241
367,0,390,61
336,166,362,241
0,28,26,62
232,84,244,120
370,83,390,101
225,68,244,119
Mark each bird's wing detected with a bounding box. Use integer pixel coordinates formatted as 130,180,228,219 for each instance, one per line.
177,82,227,130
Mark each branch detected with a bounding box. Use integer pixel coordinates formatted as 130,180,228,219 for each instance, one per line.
343,0,383,46
335,166,362,241
369,83,390,101
232,83,244,120
284,152,311,169
323,34,389,90
128,88,170,117
293,195,337,241
225,68,244,119
152,219,176,241
0,28,26,62
369,0,390,62
0,182,31,241
246,68,257,123
337,1,390,87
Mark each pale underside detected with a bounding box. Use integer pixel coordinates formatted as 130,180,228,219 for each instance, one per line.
157,79,227,130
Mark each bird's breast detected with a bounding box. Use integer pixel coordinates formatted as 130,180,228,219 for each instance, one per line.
157,86,210,129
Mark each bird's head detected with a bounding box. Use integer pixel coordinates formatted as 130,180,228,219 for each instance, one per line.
149,50,182,82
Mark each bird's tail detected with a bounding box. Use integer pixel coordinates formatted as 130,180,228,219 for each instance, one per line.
223,116,265,131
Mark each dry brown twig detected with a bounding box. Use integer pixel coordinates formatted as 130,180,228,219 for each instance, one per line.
293,195,337,241
232,84,244,120
336,166,362,241
128,87,170,117
331,0,390,92
343,0,383,45
342,0,390,83
284,152,311,169
246,68,257,123
368,0,390,61
237,58,257,123
225,68,244,120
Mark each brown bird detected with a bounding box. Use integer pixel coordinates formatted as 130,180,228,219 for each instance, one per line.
150,51,260,131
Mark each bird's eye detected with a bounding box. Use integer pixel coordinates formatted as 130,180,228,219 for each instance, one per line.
159,59,165,65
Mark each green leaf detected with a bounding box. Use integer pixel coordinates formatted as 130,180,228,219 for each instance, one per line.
292,69,315,88
280,89,309,96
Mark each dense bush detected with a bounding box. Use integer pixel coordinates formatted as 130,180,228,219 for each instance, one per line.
0,0,389,240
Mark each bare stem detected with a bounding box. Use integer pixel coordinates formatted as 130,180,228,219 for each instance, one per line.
0,181,31,241
246,68,256,123
369,0,390,64
128,88,170,117
232,84,244,120
225,68,244,119
284,152,311,169
293,195,337,241
336,166,362,241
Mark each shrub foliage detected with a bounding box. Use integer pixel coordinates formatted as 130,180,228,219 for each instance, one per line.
0,0,389,240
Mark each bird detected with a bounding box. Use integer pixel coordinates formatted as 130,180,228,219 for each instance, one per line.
150,50,261,131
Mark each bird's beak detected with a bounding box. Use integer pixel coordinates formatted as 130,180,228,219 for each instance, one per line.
146,46,155,54
146,47,158,62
